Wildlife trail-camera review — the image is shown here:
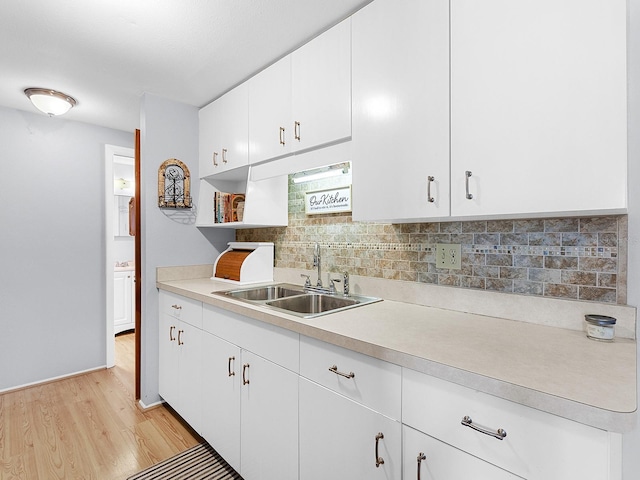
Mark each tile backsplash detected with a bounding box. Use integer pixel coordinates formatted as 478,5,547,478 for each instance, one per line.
237,176,627,304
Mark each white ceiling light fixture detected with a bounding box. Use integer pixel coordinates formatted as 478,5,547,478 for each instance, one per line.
24,88,77,116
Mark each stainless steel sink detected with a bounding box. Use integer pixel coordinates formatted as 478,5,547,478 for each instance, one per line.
216,284,305,301
266,293,358,314
212,283,382,318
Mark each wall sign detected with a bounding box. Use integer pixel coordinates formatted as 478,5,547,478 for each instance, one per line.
305,186,352,215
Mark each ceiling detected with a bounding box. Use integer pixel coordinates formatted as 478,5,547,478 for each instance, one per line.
0,0,372,132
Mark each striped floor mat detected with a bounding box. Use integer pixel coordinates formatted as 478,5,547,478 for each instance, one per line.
127,442,243,480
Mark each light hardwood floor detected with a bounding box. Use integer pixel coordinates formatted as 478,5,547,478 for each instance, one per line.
0,332,201,479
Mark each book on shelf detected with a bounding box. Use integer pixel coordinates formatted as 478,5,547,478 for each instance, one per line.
214,192,245,223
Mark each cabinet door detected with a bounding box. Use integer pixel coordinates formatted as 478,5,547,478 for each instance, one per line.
240,351,298,480
450,0,626,217
200,84,249,177
199,101,218,178
248,56,292,164
177,321,202,433
201,332,241,472
158,313,179,407
299,378,401,480
113,271,131,328
352,0,450,222
291,18,351,153
403,425,522,480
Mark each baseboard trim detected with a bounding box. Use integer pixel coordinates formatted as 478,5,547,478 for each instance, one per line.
0,365,107,394
137,398,164,412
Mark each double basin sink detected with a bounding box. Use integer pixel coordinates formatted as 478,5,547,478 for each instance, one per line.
212,283,382,319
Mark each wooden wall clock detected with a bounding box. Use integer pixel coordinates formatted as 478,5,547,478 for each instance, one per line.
158,158,192,208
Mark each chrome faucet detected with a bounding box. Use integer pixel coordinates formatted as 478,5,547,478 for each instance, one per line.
313,242,322,287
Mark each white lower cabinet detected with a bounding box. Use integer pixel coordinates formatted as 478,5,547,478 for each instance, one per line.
201,332,242,471
403,425,522,480
240,351,299,480
160,291,621,480
201,304,299,480
158,291,203,434
402,368,619,480
299,378,402,480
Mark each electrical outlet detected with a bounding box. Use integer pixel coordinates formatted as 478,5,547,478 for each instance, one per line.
436,243,461,270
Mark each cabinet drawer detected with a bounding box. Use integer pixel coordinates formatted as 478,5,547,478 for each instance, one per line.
402,368,612,480
300,336,401,420
203,304,299,373
403,425,522,480
160,291,202,328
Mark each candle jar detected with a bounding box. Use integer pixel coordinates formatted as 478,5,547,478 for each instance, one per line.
584,314,616,341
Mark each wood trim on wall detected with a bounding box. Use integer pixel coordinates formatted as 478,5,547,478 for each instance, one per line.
135,129,142,400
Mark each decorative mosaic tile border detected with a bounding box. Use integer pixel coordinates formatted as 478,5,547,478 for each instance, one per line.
236,176,627,304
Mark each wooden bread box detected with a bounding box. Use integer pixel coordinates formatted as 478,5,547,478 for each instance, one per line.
213,242,274,284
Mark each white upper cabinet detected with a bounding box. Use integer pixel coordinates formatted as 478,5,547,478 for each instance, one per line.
352,0,451,222
450,0,627,218
291,18,351,154
199,83,249,177
248,56,293,164
352,0,626,223
249,18,352,165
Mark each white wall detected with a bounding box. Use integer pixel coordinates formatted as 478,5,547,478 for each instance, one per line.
623,0,640,478
138,93,233,407
0,106,133,390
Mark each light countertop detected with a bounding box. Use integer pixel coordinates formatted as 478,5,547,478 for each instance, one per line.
157,273,637,433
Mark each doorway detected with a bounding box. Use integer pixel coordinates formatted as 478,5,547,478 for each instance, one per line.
105,144,136,369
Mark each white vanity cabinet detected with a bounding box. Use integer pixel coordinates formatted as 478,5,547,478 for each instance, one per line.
158,291,203,433
201,304,299,480
298,336,402,480
352,0,450,222
352,0,626,223
248,18,351,164
199,83,249,178
113,270,134,334
402,368,620,480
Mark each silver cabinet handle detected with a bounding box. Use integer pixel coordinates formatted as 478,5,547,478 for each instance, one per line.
171,304,182,310
329,365,355,379
222,148,228,164
279,127,286,146
228,356,235,377
294,121,301,141
213,151,218,167
177,329,184,346
417,452,426,480
169,325,175,342
465,170,473,199
242,363,250,385
461,415,507,440
375,432,385,468
427,176,435,203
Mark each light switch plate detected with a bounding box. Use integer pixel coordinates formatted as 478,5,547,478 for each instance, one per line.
436,243,461,270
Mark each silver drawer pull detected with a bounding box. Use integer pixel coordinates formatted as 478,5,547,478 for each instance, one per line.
242,363,250,385
465,170,473,199
171,304,182,310
329,365,355,379
427,176,435,203
375,432,385,468
228,356,235,377
461,415,507,440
